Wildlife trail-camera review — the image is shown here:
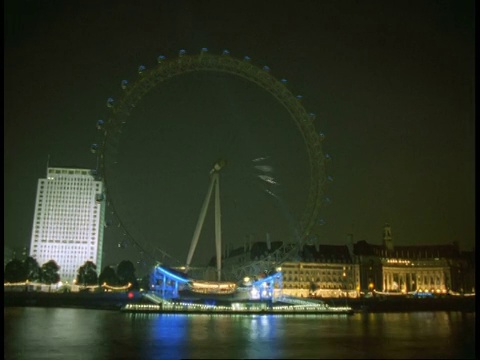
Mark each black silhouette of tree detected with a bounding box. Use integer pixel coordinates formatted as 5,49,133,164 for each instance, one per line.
98,266,119,286
40,260,61,284
4,259,27,283
24,256,41,282
76,261,98,286
117,260,139,289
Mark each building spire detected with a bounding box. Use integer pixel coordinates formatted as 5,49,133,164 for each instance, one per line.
383,223,394,251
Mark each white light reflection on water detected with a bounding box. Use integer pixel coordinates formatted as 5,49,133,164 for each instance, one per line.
5,308,475,359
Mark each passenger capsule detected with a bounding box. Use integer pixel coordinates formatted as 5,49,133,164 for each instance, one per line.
222,49,230,56
121,80,128,90
280,78,288,84
90,144,98,154
201,48,208,53
324,153,332,161
309,113,316,120
106,97,114,108
244,56,251,61
296,95,303,100
263,66,270,72
319,132,326,141
157,55,166,63
138,65,146,75
96,119,104,130
178,49,186,57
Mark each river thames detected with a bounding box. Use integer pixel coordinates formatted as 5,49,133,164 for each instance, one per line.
4,307,475,359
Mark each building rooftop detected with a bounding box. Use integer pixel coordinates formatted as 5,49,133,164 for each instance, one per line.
353,240,463,259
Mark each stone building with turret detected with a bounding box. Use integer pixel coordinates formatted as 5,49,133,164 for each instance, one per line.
353,223,475,294
207,225,474,297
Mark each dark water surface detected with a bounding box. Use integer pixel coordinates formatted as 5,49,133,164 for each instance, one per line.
4,307,475,359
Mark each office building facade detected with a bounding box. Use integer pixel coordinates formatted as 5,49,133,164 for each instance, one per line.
29,167,105,282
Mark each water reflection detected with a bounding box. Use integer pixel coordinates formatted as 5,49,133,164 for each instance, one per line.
5,309,475,359
242,315,281,359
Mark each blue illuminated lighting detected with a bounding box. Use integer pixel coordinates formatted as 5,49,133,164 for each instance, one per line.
252,272,282,287
155,266,190,284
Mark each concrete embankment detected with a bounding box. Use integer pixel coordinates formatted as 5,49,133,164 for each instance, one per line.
4,291,143,310
4,291,475,313
322,296,476,313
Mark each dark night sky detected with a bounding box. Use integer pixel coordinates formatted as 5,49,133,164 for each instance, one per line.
4,0,475,270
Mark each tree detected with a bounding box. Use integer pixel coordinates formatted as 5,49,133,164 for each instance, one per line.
117,260,139,289
24,256,41,282
4,259,27,283
40,260,61,284
76,261,98,286
98,266,119,286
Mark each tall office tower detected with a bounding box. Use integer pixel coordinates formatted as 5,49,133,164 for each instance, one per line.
29,167,105,282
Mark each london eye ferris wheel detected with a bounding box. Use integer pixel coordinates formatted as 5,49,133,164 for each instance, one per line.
92,48,332,277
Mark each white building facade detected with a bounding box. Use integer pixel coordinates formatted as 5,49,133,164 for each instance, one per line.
29,167,105,282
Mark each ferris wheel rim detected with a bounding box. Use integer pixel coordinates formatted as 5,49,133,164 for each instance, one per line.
97,49,328,264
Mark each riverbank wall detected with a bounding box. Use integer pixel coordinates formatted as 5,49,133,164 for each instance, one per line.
323,295,475,313
4,291,475,313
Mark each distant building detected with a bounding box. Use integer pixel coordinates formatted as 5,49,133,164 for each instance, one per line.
207,224,475,297
29,167,105,282
208,233,298,282
281,243,360,298
353,223,475,294
210,234,361,298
